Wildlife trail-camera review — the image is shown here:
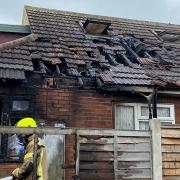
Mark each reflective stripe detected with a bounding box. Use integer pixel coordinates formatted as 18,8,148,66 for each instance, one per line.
24,152,33,160
37,148,44,180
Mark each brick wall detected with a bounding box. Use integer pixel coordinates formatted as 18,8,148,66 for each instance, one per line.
0,163,20,178
34,88,180,179
35,88,180,126
1,87,180,179
0,32,27,44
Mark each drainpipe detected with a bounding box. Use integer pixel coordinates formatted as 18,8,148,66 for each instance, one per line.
152,87,158,118
139,88,158,119
140,92,153,119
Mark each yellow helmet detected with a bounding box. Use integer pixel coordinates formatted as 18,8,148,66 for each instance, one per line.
16,117,37,128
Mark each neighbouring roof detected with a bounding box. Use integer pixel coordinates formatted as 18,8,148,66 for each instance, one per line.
0,24,31,34
0,5,180,90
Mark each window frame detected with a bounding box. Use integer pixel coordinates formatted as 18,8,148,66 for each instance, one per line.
114,103,139,130
114,103,175,130
12,100,30,112
138,103,175,121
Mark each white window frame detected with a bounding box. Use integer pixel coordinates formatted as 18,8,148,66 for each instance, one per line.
115,103,175,130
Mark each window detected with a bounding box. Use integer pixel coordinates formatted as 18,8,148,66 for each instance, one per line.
80,18,111,35
115,104,135,130
115,103,175,130
12,100,30,111
153,30,180,43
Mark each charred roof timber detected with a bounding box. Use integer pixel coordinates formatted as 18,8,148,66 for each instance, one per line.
118,53,137,68
120,39,141,64
82,18,111,35
105,52,118,66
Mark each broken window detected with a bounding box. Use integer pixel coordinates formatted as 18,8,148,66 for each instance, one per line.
81,18,111,35
154,30,180,43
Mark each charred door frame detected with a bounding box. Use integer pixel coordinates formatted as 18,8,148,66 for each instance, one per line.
0,93,35,162
0,95,10,159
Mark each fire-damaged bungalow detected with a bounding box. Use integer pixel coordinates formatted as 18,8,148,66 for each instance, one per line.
0,5,180,179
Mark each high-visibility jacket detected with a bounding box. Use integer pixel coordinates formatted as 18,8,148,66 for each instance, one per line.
12,135,48,180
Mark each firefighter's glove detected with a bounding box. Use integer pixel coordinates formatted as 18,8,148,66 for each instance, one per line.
12,168,20,178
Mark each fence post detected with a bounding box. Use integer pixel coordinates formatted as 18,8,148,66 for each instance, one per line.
75,131,80,180
149,119,162,180
114,135,118,180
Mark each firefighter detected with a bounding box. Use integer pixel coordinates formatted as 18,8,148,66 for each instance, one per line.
12,117,48,180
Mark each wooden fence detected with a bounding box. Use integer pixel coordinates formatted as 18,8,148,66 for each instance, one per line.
1,120,180,179
75,130,152,180
161,126,180,180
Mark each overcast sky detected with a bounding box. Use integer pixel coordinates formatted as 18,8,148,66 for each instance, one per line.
0,0,180,25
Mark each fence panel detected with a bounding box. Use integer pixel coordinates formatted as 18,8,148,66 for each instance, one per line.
162,127,180,180
0,126,155,179
76,130,152,180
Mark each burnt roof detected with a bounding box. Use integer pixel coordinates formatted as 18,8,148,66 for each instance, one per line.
0,5,180,89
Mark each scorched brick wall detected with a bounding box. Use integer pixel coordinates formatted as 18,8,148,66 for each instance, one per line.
34,87,180,179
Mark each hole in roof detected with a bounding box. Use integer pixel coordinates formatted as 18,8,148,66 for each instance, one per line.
68,45,78,54
32,59,40,72
87,51,96,58
136,50,145,58
81,18,111,35
91,61,100,69
115,54,125,65
92,39,98,44
139,38,144,42
59,58,67,73
29,49,36,53
154,30,180,43
106,39,114,46
166,47,173,51
43,61,56,75
97,47,104,54
38,37,51,43
148,50,157,57
72,50,78,55
80,71,87,77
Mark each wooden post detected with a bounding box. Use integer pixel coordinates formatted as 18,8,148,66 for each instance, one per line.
75,131,80,179
149,119,162,180
114,135,118,180
32,134,38,180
